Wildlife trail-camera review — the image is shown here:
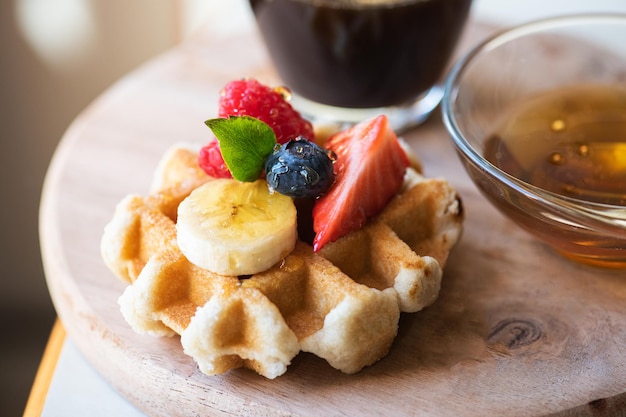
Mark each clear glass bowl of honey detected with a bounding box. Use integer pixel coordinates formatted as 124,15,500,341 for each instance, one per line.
442,15,626,269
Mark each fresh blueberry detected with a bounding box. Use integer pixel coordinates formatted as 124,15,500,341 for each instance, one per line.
264,136,335,199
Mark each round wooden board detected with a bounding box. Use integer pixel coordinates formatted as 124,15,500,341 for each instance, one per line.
40,22,626,417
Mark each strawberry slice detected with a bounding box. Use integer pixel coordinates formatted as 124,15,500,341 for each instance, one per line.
312,115,409,252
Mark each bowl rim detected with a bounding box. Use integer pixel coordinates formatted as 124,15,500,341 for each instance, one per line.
441,14,626,233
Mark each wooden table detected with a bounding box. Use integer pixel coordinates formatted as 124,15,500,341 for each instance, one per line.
39,17,626,417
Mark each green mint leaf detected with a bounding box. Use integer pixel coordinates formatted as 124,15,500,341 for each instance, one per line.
205,116,276,182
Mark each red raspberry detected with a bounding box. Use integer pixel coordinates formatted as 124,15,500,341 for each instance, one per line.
218,78,315,144
198,78,315,178
198,140,232,178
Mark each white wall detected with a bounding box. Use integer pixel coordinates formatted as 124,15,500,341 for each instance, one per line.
0,0,180,316
472,0,626,25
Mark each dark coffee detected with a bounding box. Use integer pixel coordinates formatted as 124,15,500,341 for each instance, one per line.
250,0,472,108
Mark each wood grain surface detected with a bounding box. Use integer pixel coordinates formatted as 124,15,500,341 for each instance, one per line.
40,21,626,417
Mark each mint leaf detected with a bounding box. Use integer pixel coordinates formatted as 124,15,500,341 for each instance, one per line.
205,116,276,182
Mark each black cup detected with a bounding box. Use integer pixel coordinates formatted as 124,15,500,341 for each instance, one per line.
250,0,472,130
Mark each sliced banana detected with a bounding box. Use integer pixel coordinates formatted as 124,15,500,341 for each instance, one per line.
177,179,297,276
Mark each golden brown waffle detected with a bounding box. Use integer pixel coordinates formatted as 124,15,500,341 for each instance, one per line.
101,144,463,379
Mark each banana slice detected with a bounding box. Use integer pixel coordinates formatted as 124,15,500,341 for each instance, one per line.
177,179,297,276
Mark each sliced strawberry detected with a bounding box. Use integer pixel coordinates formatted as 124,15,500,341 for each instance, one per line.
312,115,409,252
198,139,232,178
218,78,315,144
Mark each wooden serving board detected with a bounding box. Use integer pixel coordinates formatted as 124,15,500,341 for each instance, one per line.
40,21,626,417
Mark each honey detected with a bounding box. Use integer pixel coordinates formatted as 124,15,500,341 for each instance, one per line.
484,84,626,206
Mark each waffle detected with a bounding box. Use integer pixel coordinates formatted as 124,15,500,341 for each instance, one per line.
101,144,463,378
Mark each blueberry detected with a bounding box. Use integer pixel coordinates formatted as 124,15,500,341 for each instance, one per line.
265,136,335,199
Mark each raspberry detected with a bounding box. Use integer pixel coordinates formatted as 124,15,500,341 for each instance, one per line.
198,140,232,178
198,78,316,178
218,78,315,144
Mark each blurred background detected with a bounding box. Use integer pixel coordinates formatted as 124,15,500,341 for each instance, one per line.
2,0,625,415
0,1,235,415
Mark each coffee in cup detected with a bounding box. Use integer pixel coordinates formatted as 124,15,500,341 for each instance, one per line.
249,0,472,130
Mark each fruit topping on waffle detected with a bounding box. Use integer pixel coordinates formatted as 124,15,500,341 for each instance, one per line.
101,78,463,379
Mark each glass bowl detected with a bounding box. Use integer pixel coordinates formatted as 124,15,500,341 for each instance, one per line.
441,15,626,269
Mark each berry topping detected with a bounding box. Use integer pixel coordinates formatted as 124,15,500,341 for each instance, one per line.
199,78,316,179
198,140,232,179
312,115,409,252
265,136,336,199
218,78,315,144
